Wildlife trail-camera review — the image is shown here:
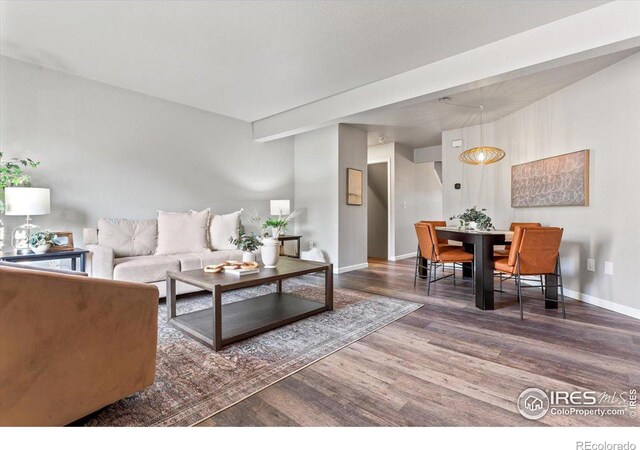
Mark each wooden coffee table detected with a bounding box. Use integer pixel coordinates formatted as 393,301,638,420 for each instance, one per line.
166,258,333,351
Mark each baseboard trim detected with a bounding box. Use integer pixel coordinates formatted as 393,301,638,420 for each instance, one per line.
563,288,640,320
519,279,640,320
335,262,369,274
389,252,416,262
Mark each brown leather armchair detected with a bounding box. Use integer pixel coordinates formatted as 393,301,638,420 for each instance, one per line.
493,227,565,320
414,222,473,294
0,264,159,426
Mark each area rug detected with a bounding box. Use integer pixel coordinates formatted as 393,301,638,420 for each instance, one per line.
82,277,421,427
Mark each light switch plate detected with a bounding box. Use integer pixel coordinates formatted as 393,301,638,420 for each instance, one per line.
587,258,595,272
604,261,614,275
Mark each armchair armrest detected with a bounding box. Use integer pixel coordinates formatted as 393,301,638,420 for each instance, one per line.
0,265,159,425
86,244,114,279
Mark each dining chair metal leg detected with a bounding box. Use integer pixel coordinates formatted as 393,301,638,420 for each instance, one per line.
414,246,420,287
558,256,567,319
453,262,456,287
539,275,544,295
427,260,432,295
517,254,524,321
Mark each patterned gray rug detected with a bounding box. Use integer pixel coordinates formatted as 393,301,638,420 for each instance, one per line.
82,277,421,426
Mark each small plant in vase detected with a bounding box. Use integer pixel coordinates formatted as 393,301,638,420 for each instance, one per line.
229,228,263,263
450,207,494,231
28,231,60,254
248,207,303,268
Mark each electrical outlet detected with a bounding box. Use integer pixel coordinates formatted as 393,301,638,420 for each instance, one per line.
604,261,614,275
587,258,595,272
403,201,407,209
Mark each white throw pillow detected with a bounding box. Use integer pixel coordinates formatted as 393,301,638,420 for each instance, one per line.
155,209,211,255
209,210,241,250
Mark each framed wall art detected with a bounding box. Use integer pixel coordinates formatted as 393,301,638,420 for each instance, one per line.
346,168,363,206
511,149,589,208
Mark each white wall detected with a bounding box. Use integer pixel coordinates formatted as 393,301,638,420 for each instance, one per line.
294,126,339,264
442,52,640,317
0,57,294,243
294,124,368,272
395,144,443,257
414,145,442,163
337,124,368,270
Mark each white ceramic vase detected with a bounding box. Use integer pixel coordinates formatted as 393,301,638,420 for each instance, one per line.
261,238,280,268
242,251,256,263
30,243,51,254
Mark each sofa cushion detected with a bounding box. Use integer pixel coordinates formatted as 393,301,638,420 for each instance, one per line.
170,250,245,271
98,218,157,257
209,210,241,250
113,255,180,283
155,209,210,255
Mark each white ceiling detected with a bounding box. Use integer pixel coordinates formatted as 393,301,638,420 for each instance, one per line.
348,48,638,148
0,0,608,122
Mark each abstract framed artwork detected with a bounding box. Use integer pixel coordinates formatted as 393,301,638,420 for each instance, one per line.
346,168,363,206
511,149,589,208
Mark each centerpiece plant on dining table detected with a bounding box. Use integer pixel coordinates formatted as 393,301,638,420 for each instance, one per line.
450,207,494,231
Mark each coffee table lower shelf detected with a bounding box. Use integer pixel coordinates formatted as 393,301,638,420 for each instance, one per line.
169,292,328,350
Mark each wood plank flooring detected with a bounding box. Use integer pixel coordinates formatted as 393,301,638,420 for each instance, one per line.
197,258,640,426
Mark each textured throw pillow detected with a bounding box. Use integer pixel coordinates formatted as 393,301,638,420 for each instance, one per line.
209,210,242,250
98,218,157,257
155,209,211,255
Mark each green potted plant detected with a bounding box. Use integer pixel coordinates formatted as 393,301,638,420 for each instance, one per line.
229,227,263,263
28,230,60,254
0,151,40,250
450,207,494,231
248,208,303,268
260,209,302,238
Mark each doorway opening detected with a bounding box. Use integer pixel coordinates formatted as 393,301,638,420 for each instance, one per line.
367,162,389,259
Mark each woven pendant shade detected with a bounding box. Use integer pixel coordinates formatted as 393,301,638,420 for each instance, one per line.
458,146,505,165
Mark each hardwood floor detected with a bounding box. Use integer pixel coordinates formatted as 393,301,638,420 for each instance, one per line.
197,258,640,426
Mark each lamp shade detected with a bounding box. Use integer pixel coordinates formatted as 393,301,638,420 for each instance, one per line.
270,199,290,216
4,187,51,216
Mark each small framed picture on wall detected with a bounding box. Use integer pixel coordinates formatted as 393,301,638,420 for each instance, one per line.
347,168,363,206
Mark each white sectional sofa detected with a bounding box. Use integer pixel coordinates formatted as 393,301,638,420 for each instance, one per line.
83,210,245,297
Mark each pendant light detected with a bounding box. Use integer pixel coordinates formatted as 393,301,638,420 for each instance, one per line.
458,105,505,165
439,98,506,165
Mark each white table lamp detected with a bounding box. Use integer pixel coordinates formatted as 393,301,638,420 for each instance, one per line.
4,187,51,254
270,199,290,216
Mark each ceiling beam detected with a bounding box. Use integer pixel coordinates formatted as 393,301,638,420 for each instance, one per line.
252,1,640,142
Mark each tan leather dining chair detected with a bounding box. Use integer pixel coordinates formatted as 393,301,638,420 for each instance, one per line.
493,226,565,320
419,220,449,245
414,222,473,295
495,222,543,293
494,222,542,256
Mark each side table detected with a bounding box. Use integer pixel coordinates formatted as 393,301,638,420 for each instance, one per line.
0,248,89,272
276,235,302,258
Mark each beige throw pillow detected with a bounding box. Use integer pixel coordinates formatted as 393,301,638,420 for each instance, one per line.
155,209,211,255
98,218,157,257
210,210,242,250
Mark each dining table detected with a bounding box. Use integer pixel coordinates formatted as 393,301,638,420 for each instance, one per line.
424,227,560,311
